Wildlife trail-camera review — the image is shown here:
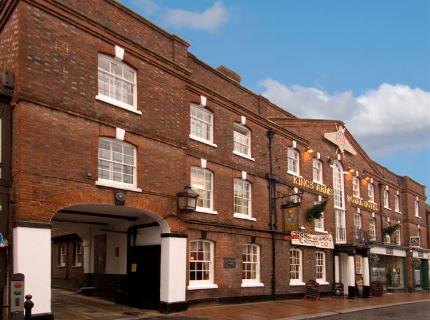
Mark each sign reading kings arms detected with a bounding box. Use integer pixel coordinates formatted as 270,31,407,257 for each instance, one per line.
293,176,334,196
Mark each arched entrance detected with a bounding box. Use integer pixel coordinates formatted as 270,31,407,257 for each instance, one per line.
50,203,186,311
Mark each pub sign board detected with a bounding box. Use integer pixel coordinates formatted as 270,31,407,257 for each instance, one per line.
283,206,299,232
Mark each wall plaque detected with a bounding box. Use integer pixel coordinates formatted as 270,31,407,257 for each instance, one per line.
223,257,236,269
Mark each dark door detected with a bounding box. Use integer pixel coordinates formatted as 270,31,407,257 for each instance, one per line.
128,245,161,309
94,235,106,274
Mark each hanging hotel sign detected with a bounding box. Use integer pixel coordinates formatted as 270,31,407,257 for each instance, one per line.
324,125,357,155
283,206,299,232
346,195,379,211
290,231,334,249
293,176,334,196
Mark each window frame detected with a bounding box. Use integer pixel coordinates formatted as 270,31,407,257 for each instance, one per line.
383,190,389,209
233,179,254,221
289,248,304,285
189,104,216,147
369,217,376,241
315,251,327,284
395,194,400,213
352,177,360,198
241,244,263,287
287,148,300,176
354,212,362,239
73,243,83,267
96,54,139,114
368,183,375,202
58,244,66,267
415,200,420,217
233,123,253,160
191,167,216,214
96,137,141,192
314,197,325,232
312,158,323,184
188,240,218,290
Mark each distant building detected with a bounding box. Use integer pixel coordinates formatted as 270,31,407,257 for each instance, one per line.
0,0,428,319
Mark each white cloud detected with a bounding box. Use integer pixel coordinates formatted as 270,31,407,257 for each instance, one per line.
128,0,159,16
164,1,228,32
260,78,430,155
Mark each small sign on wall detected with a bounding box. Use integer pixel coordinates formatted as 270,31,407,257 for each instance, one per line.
410,236,420,247
223,257,236,269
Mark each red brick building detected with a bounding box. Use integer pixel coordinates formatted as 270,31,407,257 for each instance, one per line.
0,0,428,319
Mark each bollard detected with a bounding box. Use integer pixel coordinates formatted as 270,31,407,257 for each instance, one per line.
23,295,33,320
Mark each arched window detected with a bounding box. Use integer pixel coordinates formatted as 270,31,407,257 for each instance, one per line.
289,249,303,285
242,244,262,287
97,54,137,110
287,148,300,175
189,240,216,288
191,167,214,212
233,123,251,158
97,137,137,188
234,179,252,219
333,161,346,243
312,159,323,184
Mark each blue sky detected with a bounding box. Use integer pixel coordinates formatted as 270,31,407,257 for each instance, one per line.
121,0,430,198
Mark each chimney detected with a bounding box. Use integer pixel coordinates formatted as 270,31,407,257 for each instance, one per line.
216,65,241,83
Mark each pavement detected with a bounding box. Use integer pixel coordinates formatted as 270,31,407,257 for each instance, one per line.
52,288,430,320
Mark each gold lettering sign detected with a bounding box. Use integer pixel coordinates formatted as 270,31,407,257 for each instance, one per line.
293,176,334,196
346,195,379,212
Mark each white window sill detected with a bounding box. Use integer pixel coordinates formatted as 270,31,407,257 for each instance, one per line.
300,226,305,230
95,180,142,193
189,134,218,148
233,213,256,221
287,171,301,177
368,200,376,204
187,283,218,290
316,280,330,285
289,281,305,286
241,282,264,288
384,206,392,210
353,195,362,200
232,150,255,162
395,210,402,214
196,207,218,215
416,216,422,219
313,180,324,185
315,229,327,234
95,94,142,115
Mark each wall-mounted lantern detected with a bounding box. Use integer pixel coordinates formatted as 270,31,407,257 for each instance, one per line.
177,186,199,213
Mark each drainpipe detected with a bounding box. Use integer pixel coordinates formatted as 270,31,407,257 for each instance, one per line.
267,129,277,298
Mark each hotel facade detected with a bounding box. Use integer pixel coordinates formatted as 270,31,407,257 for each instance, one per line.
0,0,428,318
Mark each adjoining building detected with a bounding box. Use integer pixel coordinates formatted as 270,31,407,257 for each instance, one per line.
0,0,428,319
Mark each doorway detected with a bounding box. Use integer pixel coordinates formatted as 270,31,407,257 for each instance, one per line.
128,245,161,309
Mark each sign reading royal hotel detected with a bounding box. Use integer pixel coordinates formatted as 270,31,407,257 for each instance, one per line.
346,195,379,211
293,176,334,196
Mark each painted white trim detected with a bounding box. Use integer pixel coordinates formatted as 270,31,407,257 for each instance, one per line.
95,179,142,192
13,227,52,314
189,134,218,148
200,95,207,106
289,281,306,286
233,213,256,221
187,283,218,290
292,140,297,148
241,282,264,288
316,281,330,285
233,150,255,161
370,246,406,257
115,127,125,140
95,94,142,115
114,45,125,60
240,115,246,125
195,207,218,215
200,158,207,168
160,237,187,303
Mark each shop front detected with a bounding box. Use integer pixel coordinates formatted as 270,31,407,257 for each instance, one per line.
411,249,430,291
369,246,406,292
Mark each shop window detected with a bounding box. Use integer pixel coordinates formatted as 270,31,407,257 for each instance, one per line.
234,179,253,219
233,123,251,158
74,243,83,267
190,104,215,146
355,256,362,275
58,244,66,267
287,148,300,176
97,138,137,190
289,249,303,285
97,54,137,111
312,159,323,184
368,183,375,202
191,167,214,213
189,240,217,289
383,190,389,208
352,177,360,198
242,244,262,287
315,251,326,284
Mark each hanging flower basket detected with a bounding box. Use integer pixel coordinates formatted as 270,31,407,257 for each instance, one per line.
306,200,327,220
382,223,400,236
369,253,379,264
